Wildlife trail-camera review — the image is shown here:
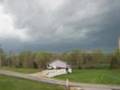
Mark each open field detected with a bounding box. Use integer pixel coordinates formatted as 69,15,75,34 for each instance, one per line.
0,67,40,74
0,75,64,90
1,67,120,85
56,69,120,85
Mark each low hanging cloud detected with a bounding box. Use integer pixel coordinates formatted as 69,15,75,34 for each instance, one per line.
0,5,30,42
0,0,120,52
3,0,105,41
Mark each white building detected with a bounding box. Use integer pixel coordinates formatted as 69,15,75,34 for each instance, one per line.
46,60,72,77
48,60,69,69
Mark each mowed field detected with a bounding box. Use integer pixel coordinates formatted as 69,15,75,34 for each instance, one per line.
0,67,40,74
56,69,120,85
0,75,64,90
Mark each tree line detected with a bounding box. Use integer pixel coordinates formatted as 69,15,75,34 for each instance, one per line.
0,48,120,69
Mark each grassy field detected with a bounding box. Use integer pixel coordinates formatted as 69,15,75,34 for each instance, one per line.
0,75,64,90
56,69,120,85
0,67,40,74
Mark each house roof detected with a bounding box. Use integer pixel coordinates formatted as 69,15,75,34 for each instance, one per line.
49,60,68,68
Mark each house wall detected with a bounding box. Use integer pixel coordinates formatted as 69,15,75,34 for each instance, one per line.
46,69,67,77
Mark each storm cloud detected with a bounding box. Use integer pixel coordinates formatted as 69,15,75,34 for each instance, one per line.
0,0,120,52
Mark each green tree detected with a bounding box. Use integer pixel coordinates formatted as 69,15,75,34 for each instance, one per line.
35,52,52,69
19,51,35,68
110,49,120,69
0,48,6,67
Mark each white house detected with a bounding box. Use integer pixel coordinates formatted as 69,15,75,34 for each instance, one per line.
46,59,72,77
48,60,69,69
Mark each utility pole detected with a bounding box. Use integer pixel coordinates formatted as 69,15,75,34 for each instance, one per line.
118,37,120,49
0,44,2,67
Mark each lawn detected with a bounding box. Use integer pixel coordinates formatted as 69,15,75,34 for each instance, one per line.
0,67,40,74
0,75,64,90
56,69,120,85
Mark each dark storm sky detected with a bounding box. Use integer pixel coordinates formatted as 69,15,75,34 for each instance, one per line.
0,0,120,52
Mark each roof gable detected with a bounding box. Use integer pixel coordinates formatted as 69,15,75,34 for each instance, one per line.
49,59,67,68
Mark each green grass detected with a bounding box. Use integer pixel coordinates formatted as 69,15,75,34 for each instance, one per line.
0,67,40,74
0,75,64,90
56,69,120,85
